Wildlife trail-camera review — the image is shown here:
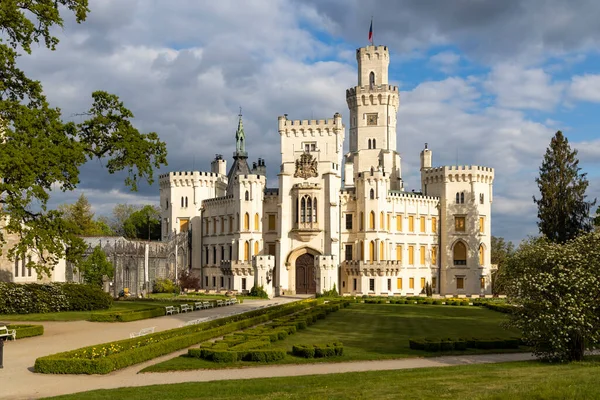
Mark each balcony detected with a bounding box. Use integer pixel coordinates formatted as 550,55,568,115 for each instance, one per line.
291,221,321,242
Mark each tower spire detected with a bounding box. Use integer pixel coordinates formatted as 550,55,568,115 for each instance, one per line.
235,107,246,156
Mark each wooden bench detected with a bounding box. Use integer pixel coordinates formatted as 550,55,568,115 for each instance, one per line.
165,306,179,315
0,325,16,341
180,304,193,313
129,326,155,338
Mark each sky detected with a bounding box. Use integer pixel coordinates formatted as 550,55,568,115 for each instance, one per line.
16,0,600,244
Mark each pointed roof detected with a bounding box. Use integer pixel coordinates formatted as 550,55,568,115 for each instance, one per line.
226,110,250,195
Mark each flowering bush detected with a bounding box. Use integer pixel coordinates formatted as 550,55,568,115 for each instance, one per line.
504,233,600,362
0,282,111,314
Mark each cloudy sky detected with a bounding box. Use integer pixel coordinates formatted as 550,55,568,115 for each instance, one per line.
19,0,600,244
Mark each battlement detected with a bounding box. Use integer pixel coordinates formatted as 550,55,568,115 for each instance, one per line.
422,165,495,184
356,45,389,60
346,85,399,97
278,112,343,135
202,194,234,207
159,170,226,188
388,190,439,202
236,174,267,185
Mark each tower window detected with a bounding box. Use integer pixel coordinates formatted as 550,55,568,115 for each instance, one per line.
368,139,372,149
181,197,184,207
480,193,484,204
456,193,460,204
369,71,375,87
304,142,317,152
370,188,375,199
372,138,376,148
453,241,467,265
245,191,249,201
185,196,188,208
460,192,465,204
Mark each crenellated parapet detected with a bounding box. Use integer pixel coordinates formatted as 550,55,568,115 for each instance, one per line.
278,112,343,137
346,86,400,109
422,165,495,185
159,170,227,189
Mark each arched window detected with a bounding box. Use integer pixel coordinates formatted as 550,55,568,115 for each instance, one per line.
359,212,364,231
380,241,384,260
213,247,217,265
301,196,306,223
254,241,259,256
368,139,372,149
372,138,376,148
307,197,312,222
480,193,484,204
460,192,465,204
369,211,375,230
181,197,184,207
245,191,249,201
360,241,365,260
369,241,375,261
380,212,384,230
456,193,460,204
244,241,250,261
453,241,467,266
370,188,375,199
244,213,249,230
254,213,260,231
369,71,375,87
313,198,317,222
479,244,484,265
185,196,188,207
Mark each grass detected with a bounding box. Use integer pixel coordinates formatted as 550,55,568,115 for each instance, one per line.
45,356,600,399
0,301,182,322
142,303,522,372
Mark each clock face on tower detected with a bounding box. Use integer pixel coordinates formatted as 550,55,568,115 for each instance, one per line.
367,113,378,126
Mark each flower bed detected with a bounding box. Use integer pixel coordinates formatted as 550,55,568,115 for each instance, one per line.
7,324,44,339
187,300,350,363
34,299,317,374
408,337,521,352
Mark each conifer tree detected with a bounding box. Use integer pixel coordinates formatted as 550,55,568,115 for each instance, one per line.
533,131,595,243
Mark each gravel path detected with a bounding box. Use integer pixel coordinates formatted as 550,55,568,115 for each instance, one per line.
2,298,535,400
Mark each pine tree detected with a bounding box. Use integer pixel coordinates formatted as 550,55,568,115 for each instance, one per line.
533,131,595,243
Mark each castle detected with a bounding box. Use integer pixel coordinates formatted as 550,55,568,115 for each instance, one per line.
159,44,494,297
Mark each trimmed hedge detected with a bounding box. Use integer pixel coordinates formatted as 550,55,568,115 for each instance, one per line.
89,307,165,322
0,282,111,314
7,324,44,339
292,342,344,358
35,299,318,374
409,337,521,352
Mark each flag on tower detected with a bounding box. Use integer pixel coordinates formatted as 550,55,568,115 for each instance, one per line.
368,19,373,44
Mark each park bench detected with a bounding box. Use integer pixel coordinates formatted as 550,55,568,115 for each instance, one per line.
165,306,179,315
216,300,224,307
180,304,193,313
129,326,155,338
230,298,238,305
194,302,203,311
202,301,213,309
0,325,16,341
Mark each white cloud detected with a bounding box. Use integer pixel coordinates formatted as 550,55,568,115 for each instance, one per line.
484,64,566,111
429,51,460,73
568,74,600,102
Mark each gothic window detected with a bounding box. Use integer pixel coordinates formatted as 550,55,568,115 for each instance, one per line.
301,196,306,223
244,213,250,231
479,244,485,265
368,139,372,149
359,212,364,231
480,193,484,204
369,71,375,87
460,192,465,204
372,138,376,148
254,213,260,231
369,241,375,261
453,241,467,265
380,241,384,260
380,212,384,230
370,188,375,199
254,241,259,255
360,241,364,260
244,241,250,261
185,197,188,207
456,192,460,204
245,191,249,201
181,197,184,207
369,211,375,230
313,198,317,222
306,197,312,222
14,256,19,277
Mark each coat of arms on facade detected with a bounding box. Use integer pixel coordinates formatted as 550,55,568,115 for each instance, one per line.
294,152,318,179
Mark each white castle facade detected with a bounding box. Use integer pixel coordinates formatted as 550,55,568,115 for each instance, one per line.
159,45,494,297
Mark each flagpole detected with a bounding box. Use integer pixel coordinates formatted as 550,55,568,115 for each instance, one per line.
371,16,373,46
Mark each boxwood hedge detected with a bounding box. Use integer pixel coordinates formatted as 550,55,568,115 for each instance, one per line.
292,342,344,358
7,324,44,339
34,299,318,374
408,337,521,352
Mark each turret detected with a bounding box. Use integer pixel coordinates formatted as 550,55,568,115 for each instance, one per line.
211,154,227,176
420,143,432,171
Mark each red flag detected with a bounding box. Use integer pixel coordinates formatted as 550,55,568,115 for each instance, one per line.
368,19,373,43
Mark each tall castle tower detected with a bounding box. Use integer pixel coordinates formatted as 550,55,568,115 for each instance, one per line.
345,45,402,190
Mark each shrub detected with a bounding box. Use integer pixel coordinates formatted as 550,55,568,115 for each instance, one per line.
0,282,111,314
292,342,343,358
178,269,201,291
408,337,521,352
8,324,44,339
248,285,269,299
89,307,165,322
152,278,177,294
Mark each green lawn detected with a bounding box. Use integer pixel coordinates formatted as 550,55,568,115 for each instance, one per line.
45,356,600,400
143,303,522,372
0,301,180,322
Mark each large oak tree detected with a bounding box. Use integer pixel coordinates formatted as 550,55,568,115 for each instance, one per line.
0,1,167,276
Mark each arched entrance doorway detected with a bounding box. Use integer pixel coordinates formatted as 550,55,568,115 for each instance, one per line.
295,253,316,294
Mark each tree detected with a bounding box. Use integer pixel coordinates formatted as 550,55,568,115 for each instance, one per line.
533,131,595,243
0,1,167,276
79,245,113,287
103,204,141,236
490,236,514,295
504,233,600,362
123,205,161,240
594,206,600,231
59,194,114,236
